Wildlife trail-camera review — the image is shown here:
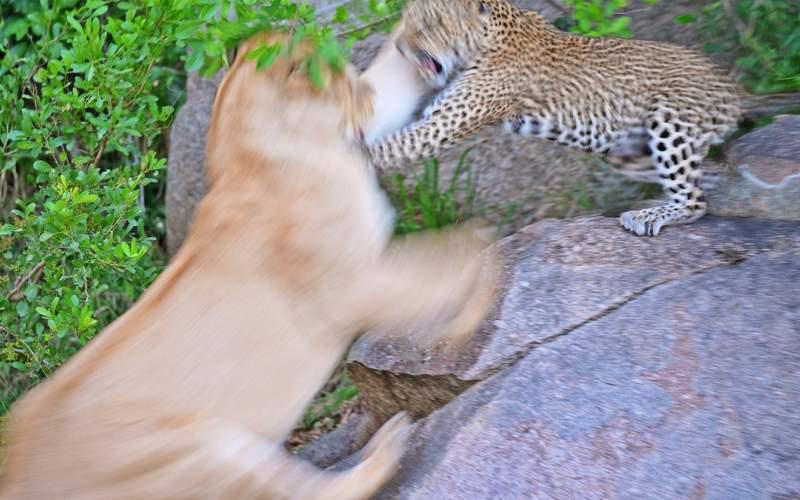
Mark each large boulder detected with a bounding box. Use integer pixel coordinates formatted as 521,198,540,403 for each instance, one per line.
708,115,800,221
336,216,800,498
346,216,800,419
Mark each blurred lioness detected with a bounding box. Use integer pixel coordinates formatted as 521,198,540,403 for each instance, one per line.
0,32,498,499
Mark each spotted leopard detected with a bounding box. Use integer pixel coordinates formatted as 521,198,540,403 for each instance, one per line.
368,0,741,236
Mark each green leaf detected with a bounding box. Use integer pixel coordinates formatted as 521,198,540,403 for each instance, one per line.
333,6,349,23
39,232,54,242
308,55,324,89
175,20,203,40
245,44,268,61
256,44,281,71
74,193,99,205
607,16,631,36
185,49,205,73
16,301,29,318
66,15,84,34
5,19,31,40
78,306,97,333
33,160,50,172
674,14,697,25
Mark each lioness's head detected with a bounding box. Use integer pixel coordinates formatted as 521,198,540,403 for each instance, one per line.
206,32,374,184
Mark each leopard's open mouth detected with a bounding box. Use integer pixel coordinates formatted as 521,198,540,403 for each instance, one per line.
416,50,444,76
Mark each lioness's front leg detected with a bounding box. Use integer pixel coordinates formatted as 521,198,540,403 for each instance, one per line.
104,414,412,500
352,224,499,347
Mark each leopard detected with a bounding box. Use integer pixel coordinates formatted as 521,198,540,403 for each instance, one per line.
367,0,742,236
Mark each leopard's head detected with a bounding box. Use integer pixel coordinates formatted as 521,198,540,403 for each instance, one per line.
395,0,495,88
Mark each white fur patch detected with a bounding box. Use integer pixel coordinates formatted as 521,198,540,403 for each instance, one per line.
360,33,432,145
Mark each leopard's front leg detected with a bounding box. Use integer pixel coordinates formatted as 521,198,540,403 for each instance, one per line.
368,69,515,168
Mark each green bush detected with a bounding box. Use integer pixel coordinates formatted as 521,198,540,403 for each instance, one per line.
0,1,182,410
0,0,403,412
560,0,658,38
678,0,800,94
389,150,477,236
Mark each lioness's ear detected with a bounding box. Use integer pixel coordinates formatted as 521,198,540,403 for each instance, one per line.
353,72,375,123
340,67,374,141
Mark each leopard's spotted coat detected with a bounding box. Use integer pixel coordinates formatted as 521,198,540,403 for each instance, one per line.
369,0,741,236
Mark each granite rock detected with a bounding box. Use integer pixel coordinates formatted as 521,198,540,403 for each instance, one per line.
330,217,800,499
346,216,800,422
374,244,800,499
165,70,224,256
708,115,800,221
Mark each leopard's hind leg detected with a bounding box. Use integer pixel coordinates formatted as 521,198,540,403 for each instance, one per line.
620,107,709,236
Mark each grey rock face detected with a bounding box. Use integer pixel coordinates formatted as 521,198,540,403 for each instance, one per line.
708,115,800,221
376,248,800,499
347,216,800,422
342,216,800,499
295,410,381,468
165,71,224,256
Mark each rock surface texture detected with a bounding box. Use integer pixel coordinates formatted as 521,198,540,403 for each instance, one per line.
709,115,800,221
340,216,800,499
165,70,224,256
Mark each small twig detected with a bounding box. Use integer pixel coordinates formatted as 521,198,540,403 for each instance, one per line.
721,0,750,46
92,135,109,169
7,261,45,302
618,7,654,16
745,0,764,37
11,166,20,202
335,13,400,39
0,169,7,208
139,184,146,214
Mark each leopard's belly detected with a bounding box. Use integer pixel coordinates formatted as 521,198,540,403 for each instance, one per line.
501,112,656,171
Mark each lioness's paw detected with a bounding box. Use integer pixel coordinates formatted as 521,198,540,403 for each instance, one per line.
361,412,413,467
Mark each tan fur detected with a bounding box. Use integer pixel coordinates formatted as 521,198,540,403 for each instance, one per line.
0,32,498,499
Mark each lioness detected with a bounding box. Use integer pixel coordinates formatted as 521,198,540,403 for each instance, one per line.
0,32,497,499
